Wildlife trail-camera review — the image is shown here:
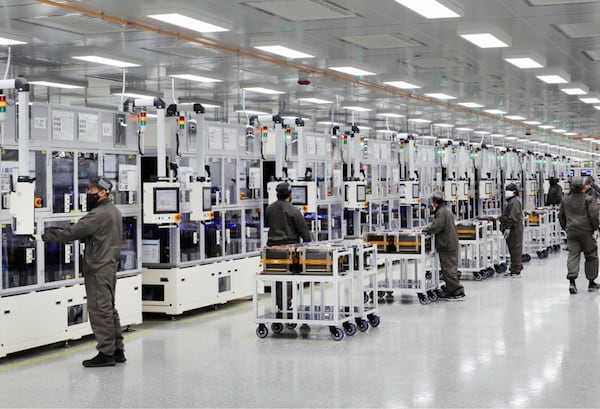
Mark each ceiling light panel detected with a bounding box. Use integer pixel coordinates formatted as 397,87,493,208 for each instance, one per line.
377,112,405,118
244,0,359,21
524,120,541,125
503,52,546,69
457,102,484,108
535,69,570,84
169,73,222,83
424,92,456,100
340,33,425,49
0,31,27,45
71,53,141,68
298,97,333,104
578,95,600,104
342,105,372,112
29,80,87,89
254,45,314,59
555,22,600,39
394,0,463,19
484,109,507,115
506,115,526,120
560,82,589,95
538,125,555,129
383,80,421,89
329,66,376,76
457,24,511,48
147,13,229,32
242,86,285,95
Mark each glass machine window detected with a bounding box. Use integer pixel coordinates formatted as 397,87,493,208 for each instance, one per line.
77,152,98,212
52,151,74,214
2,224,37,289
120,216,138,272
44,221,76,282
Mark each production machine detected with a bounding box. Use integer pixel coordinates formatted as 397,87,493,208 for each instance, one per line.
138,100,261,315
439,139,471,220
473,143,501,217
0,79,142,358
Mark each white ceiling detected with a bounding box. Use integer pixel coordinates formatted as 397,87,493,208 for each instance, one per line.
2,0,600,149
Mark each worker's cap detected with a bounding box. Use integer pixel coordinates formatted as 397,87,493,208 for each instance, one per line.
549,177,558,183
276,182,292,197
505,183,519,192
585,176,595,185
89,176,113,192
571,176,584,189
431,191,445,202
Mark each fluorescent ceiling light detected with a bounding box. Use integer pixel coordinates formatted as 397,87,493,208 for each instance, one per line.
147,13,229,33
169,74,222,83
552,129,567,133
376,129,397,134
560,82,589,95
517,139,528,142
242,87,285,95
329,66,376,76
506,115,526,120
281,114,310,121
594,105,600,111
377,112,405,118
503,52,546,69
110,86,162,99
254,45,314,59
490,133,505,137
582,137,595,141
457,101,484,108
29,80,86,89
433,122,454,128
177,97,224,109
342,105,372,112
384,80,421,89
505,136,517,140
0,33,27,45
72,55,140,68
523,120,541,125
394,0,462,19
457,25,511,48
455,126,474,131
535,69,570,84
316,121,343,126
233,105,271,115
473,130,491,135
298,97,333,104
538,125,555,129
112,91,156,99
484,109,506,115
424,92,456,100
407,118,431,123
578,96,600,104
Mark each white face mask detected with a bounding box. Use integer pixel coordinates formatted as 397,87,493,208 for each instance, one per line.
505,190,515,198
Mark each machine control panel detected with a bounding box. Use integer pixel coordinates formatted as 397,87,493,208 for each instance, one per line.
344,181,368,209
398,181,420,204
143,181,182,225
267,180,318,213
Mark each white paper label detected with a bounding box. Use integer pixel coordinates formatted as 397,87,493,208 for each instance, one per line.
34,117,47,129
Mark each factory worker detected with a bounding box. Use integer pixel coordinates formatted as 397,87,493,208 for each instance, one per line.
585,176,600,200
545,177,563,206
500,183,524,278
559,176,599,294
42,176,125,367
265,182,312,314
424,191,465,301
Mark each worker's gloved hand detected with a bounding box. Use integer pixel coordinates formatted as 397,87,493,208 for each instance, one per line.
503,229,511,239
594,231,598,241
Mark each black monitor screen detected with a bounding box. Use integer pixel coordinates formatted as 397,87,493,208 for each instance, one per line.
581,169,593,176
568,169,575,177
203,186,212,211
412,184,419,198
154,187,179,214
451,183,457,196
291,186,308,205
357,185,367,202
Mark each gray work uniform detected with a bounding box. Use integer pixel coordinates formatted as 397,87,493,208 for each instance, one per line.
425,203,464,296
546,183,563,206
500,196,524,273
559,192,599,281
43,199,123,355
265,200,311,310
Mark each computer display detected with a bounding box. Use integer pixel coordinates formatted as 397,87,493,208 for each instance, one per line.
581,169,593,176
485,183,492,194
154,187,179,214
451,183,457,196
356,185,367,202
567,169,575,177
291,185,308,205
399,184,406,198
412,184,419,198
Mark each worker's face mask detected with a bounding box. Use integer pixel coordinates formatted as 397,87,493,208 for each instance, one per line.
505,190,515,199
86,192,100,210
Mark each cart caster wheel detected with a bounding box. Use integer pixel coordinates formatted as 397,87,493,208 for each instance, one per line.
368,314,381,327
473,272,482,281
487,268,495,277
542,250,548,258
427,290,438,302
271,323,283,334
256,325,268,338
547,246,554,254
418,293,429,305
343,322,357,336
356,318,369,332
330,327,345,341
286,323,297,330
554,244,561,251
378,291,386,299
299,324,310,333
494,264,502,274
522,254,531,262
500,263,508,273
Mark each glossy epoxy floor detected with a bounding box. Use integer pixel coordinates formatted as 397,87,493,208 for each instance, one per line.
2,250,600,408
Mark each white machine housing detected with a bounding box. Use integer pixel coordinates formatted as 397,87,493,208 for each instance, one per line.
398,181,420,204
479,180,494,199
444,180,470,202
189,181,213,221
143,181,181,224
344,181,368,209
267,180,318,213
10,178,35,235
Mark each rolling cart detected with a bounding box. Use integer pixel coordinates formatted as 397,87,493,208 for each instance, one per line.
457,220,495,280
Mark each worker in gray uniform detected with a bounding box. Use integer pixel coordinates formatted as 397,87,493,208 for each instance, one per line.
500,183,524,278
559,176,600,294
424,191,465,301
41,176,124,367
585,176,600,200
265,182,312,313
545,177,563,206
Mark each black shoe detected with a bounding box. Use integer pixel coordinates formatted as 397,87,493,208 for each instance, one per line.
114,349,127,363
588,281,599,292
569,280,578,295
509,271,521,278
82,352,116,368
439,292,466,302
